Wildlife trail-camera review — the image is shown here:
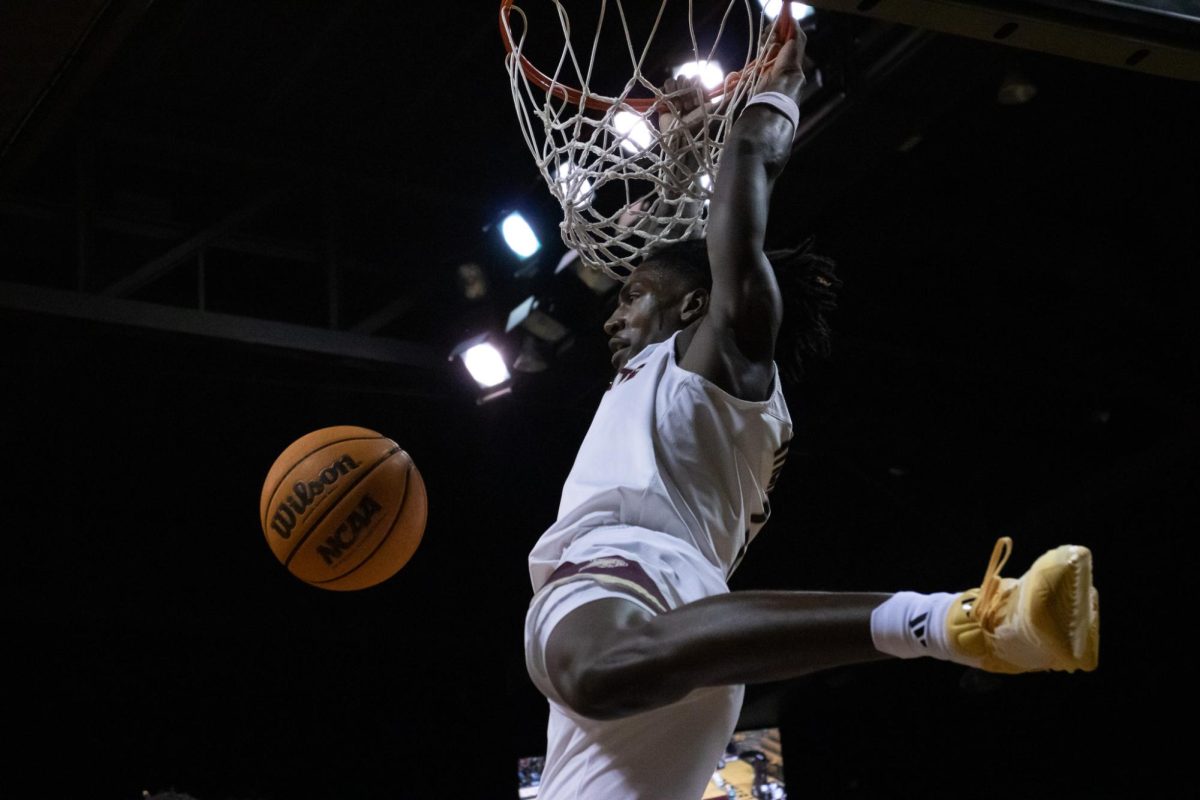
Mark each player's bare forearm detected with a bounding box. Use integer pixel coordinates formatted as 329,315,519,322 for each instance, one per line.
704,28,805,339
549,589,891,720
706,131,777,280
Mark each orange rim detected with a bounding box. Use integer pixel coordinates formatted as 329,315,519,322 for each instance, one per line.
499,0,795,114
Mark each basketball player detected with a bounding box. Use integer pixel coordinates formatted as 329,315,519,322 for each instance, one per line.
524,26,1099,800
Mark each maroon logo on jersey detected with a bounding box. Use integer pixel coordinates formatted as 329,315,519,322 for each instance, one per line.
609,363,645,390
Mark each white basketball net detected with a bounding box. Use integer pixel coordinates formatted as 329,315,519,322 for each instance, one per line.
502,1,785,280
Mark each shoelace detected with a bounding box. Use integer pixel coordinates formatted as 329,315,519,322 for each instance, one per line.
973,536,1013,631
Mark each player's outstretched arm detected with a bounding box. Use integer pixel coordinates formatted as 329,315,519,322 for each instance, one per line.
678,27,807,399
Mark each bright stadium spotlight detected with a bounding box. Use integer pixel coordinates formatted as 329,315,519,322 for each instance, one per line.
673,60,725,90
760,1,817,22
450,333,513,403
501,211,541,259
463,342,509,387
614,110,654,155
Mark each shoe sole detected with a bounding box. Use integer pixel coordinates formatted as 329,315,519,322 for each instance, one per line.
1064,545,1094,662
1033,544,1098,670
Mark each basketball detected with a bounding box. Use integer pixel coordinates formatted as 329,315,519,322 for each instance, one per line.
259,425,427,591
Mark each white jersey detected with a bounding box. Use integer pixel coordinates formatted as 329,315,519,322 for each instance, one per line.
529,328,793,593
524,329,793,800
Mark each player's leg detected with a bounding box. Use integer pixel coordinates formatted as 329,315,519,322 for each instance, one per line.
545,590,889,719
542,537,1099,721
526,575,751,799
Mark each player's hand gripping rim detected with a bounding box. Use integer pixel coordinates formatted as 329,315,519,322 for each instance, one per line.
761,23,807,103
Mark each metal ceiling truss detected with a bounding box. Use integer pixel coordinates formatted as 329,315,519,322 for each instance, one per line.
0,279,442,368
805,0,1200,81
0,141,438,368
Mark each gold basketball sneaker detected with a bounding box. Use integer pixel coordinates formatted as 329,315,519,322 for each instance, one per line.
947,537,1099,674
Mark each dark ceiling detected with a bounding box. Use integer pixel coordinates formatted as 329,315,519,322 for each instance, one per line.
2,2,1199,799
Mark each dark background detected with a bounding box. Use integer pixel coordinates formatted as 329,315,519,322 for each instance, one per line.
2,2,1197,798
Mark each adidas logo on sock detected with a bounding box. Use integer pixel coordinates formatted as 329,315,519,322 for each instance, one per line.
909,612,929,648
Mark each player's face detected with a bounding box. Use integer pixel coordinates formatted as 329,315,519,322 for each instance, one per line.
603,265,690,371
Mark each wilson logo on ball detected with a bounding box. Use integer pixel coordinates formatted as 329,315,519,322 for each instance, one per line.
317,493,384,565
269,454,362,539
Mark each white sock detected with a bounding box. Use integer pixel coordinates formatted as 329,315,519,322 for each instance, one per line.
870,591,957,661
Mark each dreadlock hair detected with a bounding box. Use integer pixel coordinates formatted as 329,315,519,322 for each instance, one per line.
639,235,842,385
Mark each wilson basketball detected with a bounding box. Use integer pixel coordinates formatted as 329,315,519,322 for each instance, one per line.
259,425,427,591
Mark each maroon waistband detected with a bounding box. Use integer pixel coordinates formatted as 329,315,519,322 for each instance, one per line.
545,557,670,613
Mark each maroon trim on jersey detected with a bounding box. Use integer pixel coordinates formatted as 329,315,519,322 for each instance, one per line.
546,557,670,612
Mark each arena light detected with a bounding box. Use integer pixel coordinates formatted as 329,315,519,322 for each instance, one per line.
614,110,654,154
760,1,817,22
463,342,510,387
450,333,513,403
672,59,726,90
501,212,541,258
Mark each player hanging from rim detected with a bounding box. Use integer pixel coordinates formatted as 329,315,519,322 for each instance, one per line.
524,24,1099,800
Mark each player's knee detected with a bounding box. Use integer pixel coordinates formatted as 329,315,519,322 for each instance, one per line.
544,596,684,718
558,648,644,719
556,629,685,720
555,665,608,719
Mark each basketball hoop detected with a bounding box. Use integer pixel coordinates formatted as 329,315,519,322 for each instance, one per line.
501,1,797,279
